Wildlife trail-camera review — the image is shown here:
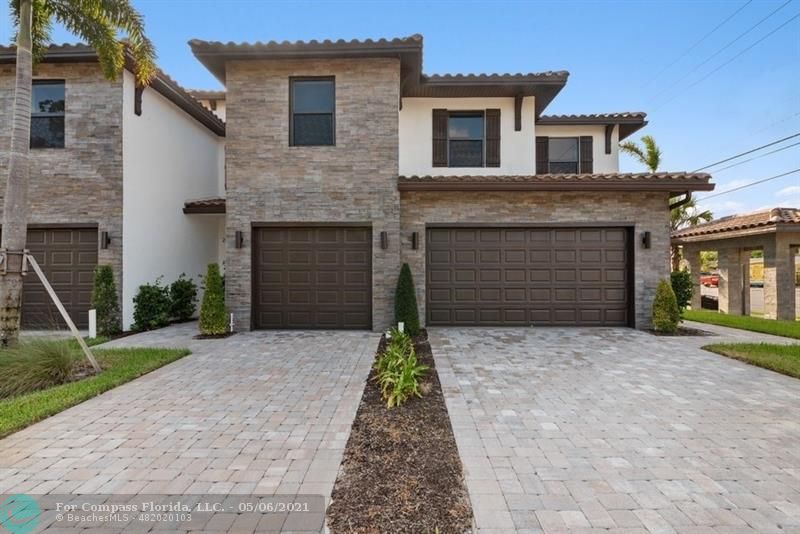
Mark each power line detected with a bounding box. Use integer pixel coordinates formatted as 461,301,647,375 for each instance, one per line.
698,168,800,201
655,11,800,110
648,0,794,104
712,141,800,173
756,111,800,133
692,132,800,172
642,0,752,88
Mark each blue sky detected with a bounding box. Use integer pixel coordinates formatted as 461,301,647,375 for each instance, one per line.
2,0,799,218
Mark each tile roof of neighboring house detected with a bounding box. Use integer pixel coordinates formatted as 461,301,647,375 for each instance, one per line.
183,197,226,214
398,173,714,193
0,43,225,136
671,207,800,239
189,34,569,116
188,89,226,100
537,112,647,140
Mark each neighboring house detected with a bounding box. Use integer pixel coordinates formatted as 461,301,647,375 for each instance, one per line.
0,44,225,330
190,90,226,121
189,34,714,331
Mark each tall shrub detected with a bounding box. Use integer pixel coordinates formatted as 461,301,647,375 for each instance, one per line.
670,270,693,314
91,265,121,336
394,263,420,335
133,278,171,331
652,279,680,333
199,263,227,335
169,274,198,322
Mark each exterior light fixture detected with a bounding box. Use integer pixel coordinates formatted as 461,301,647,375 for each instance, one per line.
235,230,245,249
411,231,418,250
641,231,651,249
100,231,111,249
380,231,388,250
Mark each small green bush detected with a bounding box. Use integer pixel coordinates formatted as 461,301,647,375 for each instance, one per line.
670,270,693,314
0,339,79,398
91,265,121,336
374,327,427,408
169,274,198,322
199,263,227,335
394,263,420,336
652,279,680,333
132,278,171,331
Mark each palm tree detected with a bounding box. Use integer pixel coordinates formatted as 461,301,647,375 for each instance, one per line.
620,135,712,270
1,0,156,345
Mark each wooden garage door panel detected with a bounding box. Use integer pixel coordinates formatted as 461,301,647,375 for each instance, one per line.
253,226,372,329
426,227,630,327
21,227,98,329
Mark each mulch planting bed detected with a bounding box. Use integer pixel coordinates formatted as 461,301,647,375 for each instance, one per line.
327,330,473,534
649,326,714,337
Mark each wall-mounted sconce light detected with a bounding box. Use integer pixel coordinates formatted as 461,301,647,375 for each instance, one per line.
411,231,418,250
235,230,245,249
380,231,388,250
100,231,111,249
641,231,651,249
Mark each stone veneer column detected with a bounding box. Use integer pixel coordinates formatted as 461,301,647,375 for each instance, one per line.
740,250,751,316
718,248,744,315
684,245,702,310
763,235,797,320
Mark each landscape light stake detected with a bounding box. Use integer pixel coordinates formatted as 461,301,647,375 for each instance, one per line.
0,249,101,372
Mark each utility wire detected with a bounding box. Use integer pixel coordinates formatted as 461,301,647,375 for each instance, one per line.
655,11,800,110
698,169,800,200
642,0,752,88
755,111,800,134
711,141,800,173
691,132,800,172
649,0,794,104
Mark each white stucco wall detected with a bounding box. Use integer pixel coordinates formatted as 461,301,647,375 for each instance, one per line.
535,124,619,173
399,97,536,176
122,71,224,329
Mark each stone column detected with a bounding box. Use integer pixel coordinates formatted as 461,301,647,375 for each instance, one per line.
740,250,751,316
684,245,702,310
764,235,797,320
718,248,744,315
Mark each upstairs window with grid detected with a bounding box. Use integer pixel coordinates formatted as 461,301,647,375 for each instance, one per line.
290,78,335,146
31,80,65,148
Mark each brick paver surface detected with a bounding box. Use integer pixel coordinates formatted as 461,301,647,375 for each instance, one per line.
0,322,377,531
431,326,800,533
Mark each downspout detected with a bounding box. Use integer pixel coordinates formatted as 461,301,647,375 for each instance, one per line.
669,191,692,211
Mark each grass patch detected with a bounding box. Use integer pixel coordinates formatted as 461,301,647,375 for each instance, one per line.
684,309,800,339
703,343,800,379
0,346,189,438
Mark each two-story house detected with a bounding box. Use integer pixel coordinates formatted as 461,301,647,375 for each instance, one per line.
189,34,714,331
0,44,226,329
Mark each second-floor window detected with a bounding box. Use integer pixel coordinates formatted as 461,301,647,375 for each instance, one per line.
548,137,578,173
448,112,484,167
290,77,335,146
31,80,65,149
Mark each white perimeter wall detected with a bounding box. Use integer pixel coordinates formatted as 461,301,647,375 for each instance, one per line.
399,97,536,176
535,123,619,173
122,70,224,329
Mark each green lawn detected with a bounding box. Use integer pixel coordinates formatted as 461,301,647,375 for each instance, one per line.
703,343,800,379
0,346,189,438
683,309,800,339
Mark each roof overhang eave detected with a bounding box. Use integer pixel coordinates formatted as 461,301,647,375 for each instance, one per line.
398,181,716,193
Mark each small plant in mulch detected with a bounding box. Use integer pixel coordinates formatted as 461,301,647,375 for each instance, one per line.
375,328,428,408
197,263,229,337
0,339,97,398
91,265,121,337
327,330,473,533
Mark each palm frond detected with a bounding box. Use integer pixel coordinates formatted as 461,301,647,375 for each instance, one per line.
641,135,662,172
95,0,156,85
619,141,647,167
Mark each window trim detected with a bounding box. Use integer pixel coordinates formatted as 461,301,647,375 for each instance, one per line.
547,136,580,173
31,79,66,149
289,76,336,147
446,110,485,168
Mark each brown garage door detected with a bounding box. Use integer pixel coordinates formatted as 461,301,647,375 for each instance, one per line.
427,227,631,326
23,227,98,329
253,226,372,329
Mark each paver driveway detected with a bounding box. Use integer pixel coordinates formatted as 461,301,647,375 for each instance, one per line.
0,323,378,503
431,327,800,533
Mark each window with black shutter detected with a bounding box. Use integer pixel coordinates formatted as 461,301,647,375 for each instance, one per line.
31,80,65,149
290,77,335,146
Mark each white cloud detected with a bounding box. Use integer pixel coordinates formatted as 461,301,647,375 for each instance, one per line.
776,185,800,197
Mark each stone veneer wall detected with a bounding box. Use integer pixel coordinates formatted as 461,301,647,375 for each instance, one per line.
0,62,124,300
224,58,401,330
400,190,671,329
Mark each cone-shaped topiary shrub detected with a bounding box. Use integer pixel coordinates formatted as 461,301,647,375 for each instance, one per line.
670,270,693,315
394,263,420,336
652,278,680,333
91,265,121,336
199,263,227,335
